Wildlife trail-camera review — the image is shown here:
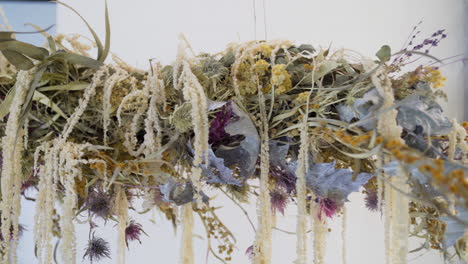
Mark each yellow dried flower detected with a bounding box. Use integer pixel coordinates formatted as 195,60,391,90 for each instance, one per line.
423,66,446,89
236,62,257,95
271,64,292,95
254,59,270,76
294,92,309,105
259,44,273,57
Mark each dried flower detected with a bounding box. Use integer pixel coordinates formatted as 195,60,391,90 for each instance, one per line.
316,197,338,220
86,190,111,219
245,245,255,260
83,234,111,262
253,59,270,76
271,64,292,95
209,101,243,147
270,189,288,215
365,190,379,212
125,220,146,247
269,164,296,194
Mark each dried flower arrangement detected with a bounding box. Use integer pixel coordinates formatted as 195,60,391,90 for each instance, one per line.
0,3,466,264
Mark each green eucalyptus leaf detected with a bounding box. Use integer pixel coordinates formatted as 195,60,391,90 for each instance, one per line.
0,32,15,41
100,0,111,63
1,50,34,70
0,40,49,60
38,82,89,92
47,52,102,69
0,88,16,120
47,36,57,53
19,65,48,123
376,45,391,62
33,90,68,119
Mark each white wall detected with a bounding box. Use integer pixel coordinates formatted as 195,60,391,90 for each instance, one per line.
17,0,467,263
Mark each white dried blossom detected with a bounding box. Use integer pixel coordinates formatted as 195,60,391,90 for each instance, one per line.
102,66,128,146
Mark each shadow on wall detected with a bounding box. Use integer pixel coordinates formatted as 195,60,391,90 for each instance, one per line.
0,1,56,46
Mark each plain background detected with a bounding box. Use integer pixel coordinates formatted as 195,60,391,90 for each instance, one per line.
1,0,466,263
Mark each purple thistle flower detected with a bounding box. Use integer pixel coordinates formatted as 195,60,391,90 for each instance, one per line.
86,190,111,219
245,245,255,260
125,221,146,247
270,189,288,215
269,164,296,194
209,101,243,147
365,191,379,212
316,197,338,220
83,234,111,262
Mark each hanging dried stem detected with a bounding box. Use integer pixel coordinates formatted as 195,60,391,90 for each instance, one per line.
0,69,34,263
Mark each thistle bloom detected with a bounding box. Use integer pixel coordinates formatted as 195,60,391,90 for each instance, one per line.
245,245,255,260
269,164,296,194
365,190,379,212
316,197,338,220
270,189,288,215
83,235,111,262
125,220,146,247
86,190,111,219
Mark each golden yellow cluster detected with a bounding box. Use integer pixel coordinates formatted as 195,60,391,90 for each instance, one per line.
254,59,270,76
236,62,258,95
423,66,446,89
419,159,468,204
294,92,309,105
259,44,273,58
384,138,419,164
334,130,375,148
271,64,292,95
303,63,315,71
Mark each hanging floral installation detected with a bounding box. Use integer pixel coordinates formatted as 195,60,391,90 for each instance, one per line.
0,3,466,264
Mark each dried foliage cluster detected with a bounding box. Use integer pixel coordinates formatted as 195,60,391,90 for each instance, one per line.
0,4,466,264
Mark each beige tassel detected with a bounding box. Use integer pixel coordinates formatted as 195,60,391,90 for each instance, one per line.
253,77,272,264
179,204,194,264
295,109,309,264
0,70,33,263
116,186,129,264
367,61,409,264
312,202,326,264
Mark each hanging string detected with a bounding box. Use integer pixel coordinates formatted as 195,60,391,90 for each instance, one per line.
252,0,257,40
262,0,268,41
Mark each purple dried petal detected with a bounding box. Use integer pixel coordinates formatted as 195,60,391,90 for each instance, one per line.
269,164,296,194
270,189,288,215
316,197,338,220
209,101,242,147
245,245,255,260
125,221,146,247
